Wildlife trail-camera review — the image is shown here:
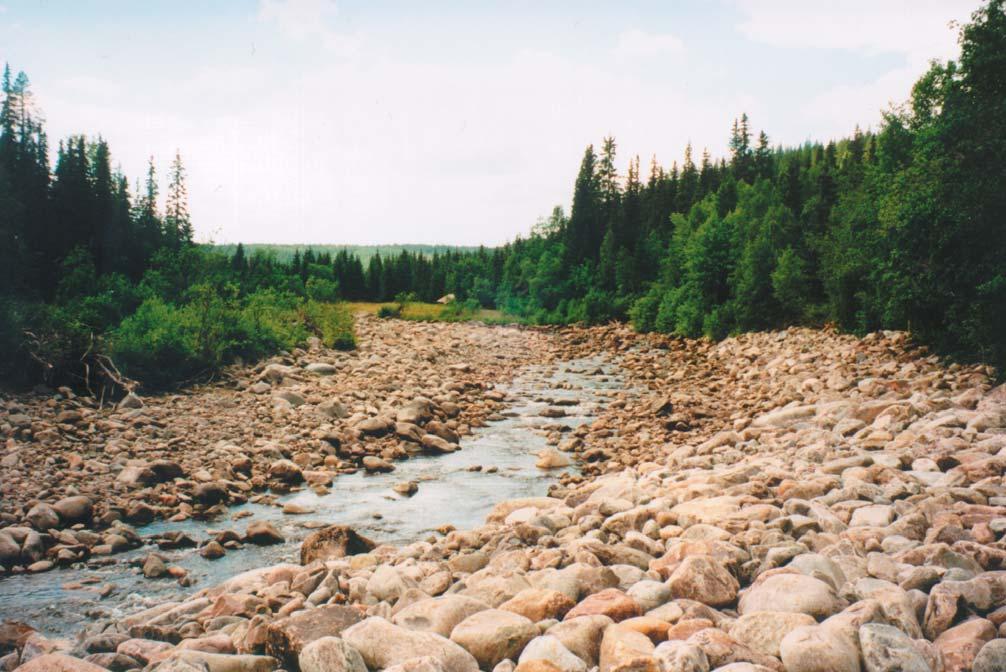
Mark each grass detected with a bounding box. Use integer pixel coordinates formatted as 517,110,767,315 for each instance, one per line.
346,301,509,323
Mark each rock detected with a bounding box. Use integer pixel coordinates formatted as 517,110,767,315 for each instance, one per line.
501,589,576,622
394,595,490,638
24,503,60,530
385,657,448,672
564,589,642,623
422,434,458,454
82,652,140,671
301,525,376,564
450,609,538,669
357,416,394,437
117,393,143,409
858,623,930,672
275,390,306,407
536,450,571,470
394,481,419,496
666,555,738,607
518,636,587,672
245,521,284,545
266,605,364,667
545,615,613,667
598,624,657,672
738,573,846,619
194,482,229,506
298,636,367,672
974,639,1006,672
342,617,478,672
319,399,349,419
306,363,338,375
729,611,815,659
51,496,92,526
12,653,107,671
934,618,995,672
201,541,226,559
398,399,434,425
268,459,304,484
653,640,710,672
362,456,395,473
161,650,280,671
142,554,168,579
779,625,860,672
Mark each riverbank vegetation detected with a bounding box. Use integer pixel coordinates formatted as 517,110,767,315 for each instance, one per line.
1,0,1003,389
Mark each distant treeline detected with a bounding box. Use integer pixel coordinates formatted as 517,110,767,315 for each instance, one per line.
213,244,483,266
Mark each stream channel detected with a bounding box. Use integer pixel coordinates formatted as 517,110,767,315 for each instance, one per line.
1,355,630,637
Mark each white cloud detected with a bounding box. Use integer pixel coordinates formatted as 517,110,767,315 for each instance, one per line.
257,0,360,55
737,0,980,137
735,0,974,67
613,29,685,58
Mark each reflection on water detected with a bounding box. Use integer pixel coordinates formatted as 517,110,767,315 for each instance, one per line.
0,356,627,636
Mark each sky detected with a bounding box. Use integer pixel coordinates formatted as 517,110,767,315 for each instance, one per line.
1,0,981,245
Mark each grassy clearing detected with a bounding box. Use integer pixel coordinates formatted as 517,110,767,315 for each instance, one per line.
346,301,509,323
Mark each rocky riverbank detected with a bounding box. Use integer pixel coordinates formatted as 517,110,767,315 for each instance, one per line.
3,320,1006,672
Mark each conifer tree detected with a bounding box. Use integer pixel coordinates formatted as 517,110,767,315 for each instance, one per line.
164,150,192,248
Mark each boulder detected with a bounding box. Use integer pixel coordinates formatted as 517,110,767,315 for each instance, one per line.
245,521,284,545
342,617,478,672
449,609,537,669
779,625,860,672
394,595,490,638
564,589,642,622
501,589,576,622
52,496,92,526
11,653,107,671
858,623,930,672
729,611,815,659
666,555,739,607
266,605,364,667
24,503,60,530
738,573,847,619
518,636,587,672
298,636,367,672
300,525,376,564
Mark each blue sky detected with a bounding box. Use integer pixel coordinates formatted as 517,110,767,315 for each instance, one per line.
1,0,980,245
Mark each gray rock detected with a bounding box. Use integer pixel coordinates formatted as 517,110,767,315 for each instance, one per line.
859,624,930,672
299,636,367,672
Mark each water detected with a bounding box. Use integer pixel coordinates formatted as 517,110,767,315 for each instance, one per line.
0,356,628,636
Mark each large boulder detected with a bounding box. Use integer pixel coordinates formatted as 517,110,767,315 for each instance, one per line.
265,605,364,667
25,503,60,531
342,617,478,672
729,611,816,659
518,636,587,672
449,609,537,669
738,573,847,619
500,589,576,622
545,616,613,668
300,525,376,564
244,521,284,545
564,589,642,622
666,555,739,607
394,595,490,638
52,496,92,526
299,636,367,672
11,653,108,671
858,623,930,672
779,625,859,672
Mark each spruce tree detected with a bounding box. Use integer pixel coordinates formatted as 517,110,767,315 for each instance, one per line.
164,150,192,248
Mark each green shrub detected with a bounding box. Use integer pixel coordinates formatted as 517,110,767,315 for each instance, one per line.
306,276,341,303
304,301,356,350
377,305,401,318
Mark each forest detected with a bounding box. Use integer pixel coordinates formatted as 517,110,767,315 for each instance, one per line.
1,0,1004,389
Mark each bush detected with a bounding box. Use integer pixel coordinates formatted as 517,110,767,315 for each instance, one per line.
377,305,401,319
110,286,356,389
304,301,356,350
306,276,340,303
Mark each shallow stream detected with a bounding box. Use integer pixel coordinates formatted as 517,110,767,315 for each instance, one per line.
1,355,628,637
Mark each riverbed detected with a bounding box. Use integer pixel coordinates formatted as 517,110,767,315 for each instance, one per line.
1,355,629,636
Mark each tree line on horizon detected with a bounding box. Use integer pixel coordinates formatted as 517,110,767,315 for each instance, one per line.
1,0,1003,388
